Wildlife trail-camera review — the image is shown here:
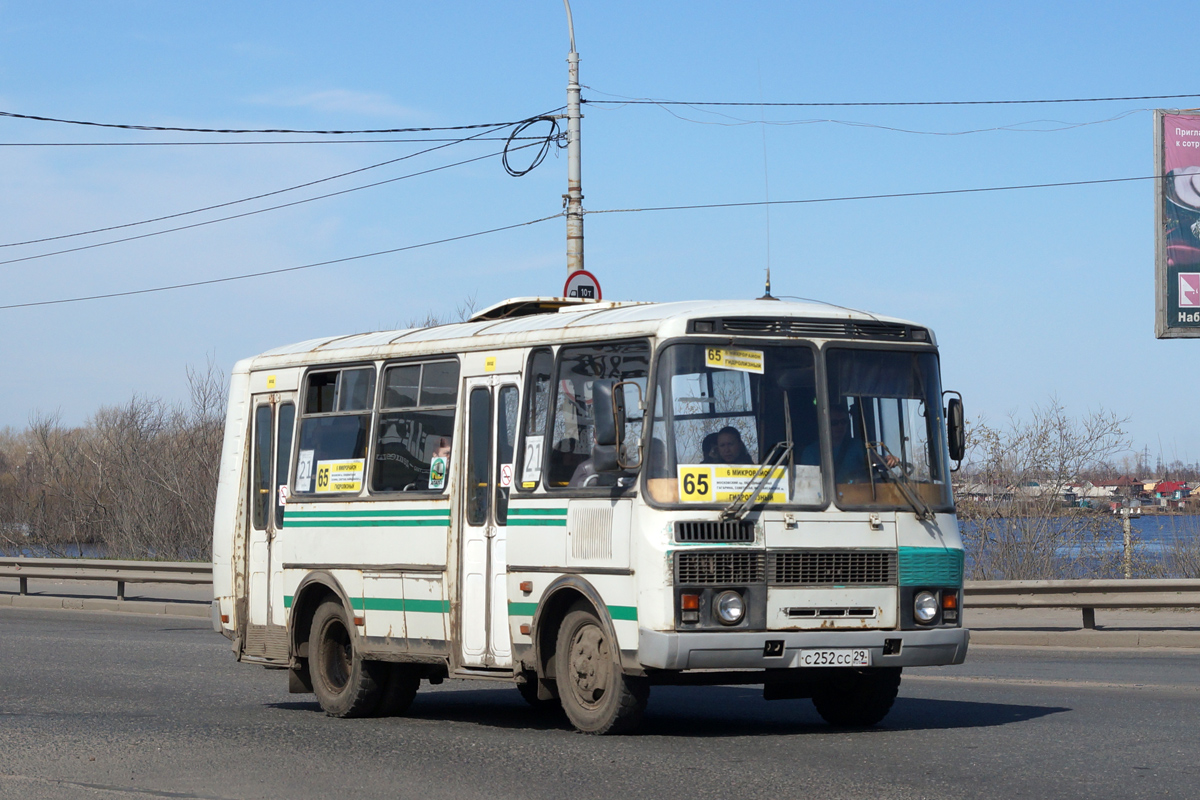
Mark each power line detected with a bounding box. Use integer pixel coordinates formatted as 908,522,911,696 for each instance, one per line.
0,214,563,311
0,139,550,268
0,109,560,135
582,92,1200,108
584,175,1155,215
628,104,1146,135
0,118,558,249
0,137,554,147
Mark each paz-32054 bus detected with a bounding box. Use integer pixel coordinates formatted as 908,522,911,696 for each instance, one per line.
212,296,968,734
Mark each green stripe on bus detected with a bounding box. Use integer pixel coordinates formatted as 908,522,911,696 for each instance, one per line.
607,605,638,621
507,519,567,527
507,601,637,622
284,509,449,518
283,595,447,613
898,546,964,586
284,519,450,528
506,508,568,516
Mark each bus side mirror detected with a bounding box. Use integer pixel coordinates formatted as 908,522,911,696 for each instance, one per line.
945,395,965,463
592,380,623,447
592,380,626,473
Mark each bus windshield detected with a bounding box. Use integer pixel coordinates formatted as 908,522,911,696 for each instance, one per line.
646,343,822,506
824,348,952,512
645,342,952,513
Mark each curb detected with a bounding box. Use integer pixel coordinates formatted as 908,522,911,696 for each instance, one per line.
0,593,210,619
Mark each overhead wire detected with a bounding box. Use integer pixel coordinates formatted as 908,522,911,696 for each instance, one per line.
0,109,554,135
0,214,563,311
583,175,1158,216
581,90,1200,107
0,110,563,249
0,136,554,147
0,138,554,268
627,104,1147,135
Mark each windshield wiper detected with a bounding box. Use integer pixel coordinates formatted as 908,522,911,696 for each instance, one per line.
871,442,936,522
720,440,793,522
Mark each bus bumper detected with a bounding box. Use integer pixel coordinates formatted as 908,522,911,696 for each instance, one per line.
637,627,969,671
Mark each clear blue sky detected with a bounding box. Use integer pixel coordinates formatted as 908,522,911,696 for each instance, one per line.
0,1,1193,467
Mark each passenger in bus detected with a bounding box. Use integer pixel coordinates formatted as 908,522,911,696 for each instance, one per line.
432,436,451,461
712,426,752,464
700,432,720,463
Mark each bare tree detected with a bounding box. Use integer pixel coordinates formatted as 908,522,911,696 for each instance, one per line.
0,362,226,561
956,398,1134,579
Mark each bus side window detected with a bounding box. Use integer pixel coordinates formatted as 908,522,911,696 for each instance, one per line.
274,402,295,528
515,348,553,492
547,340,650,489
371,359,459,493
251,405,272,528
293,366,375,496
495,384,519,523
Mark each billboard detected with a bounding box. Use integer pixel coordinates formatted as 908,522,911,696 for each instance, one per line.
1156,109,1200,337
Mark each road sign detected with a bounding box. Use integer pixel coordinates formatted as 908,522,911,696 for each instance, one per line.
563,269,602,300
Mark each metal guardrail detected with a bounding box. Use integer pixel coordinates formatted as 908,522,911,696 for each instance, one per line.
2,560,1197,630
0,557,211,601
965,579,1200,628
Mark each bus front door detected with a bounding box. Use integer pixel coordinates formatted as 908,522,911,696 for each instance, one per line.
459,376,520,669
244,392,296,661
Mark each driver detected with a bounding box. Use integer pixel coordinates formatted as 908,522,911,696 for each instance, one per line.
800,407,898,483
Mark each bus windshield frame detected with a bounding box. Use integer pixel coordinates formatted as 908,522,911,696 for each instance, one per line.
643,338,954,514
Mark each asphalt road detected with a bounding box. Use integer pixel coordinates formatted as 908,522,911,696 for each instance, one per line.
1,608,1197,800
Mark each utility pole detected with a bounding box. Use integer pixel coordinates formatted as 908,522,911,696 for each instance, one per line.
563,0,584,275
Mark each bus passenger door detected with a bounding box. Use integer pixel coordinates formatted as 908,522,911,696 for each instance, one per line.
460,376,520,669
244,392,296,661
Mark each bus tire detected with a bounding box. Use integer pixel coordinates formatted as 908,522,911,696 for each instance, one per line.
554,607,648,734
309,599,384,718
376,664,420,717
811,667,901,728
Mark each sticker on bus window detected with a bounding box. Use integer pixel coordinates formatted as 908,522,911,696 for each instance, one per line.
277,485,289,507
296,450,315,492
704,347,764,374
521,435,544,486
429,456,447,490
677,464,788,504
315,459,364,493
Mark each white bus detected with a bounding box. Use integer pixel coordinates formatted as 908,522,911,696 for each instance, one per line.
212,296,969,734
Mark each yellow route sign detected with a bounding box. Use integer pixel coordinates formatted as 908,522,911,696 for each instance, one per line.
676,464,788,504
704,347,764,374
315,459,364,493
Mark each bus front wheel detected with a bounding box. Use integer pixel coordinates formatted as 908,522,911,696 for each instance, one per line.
309,599,385,718
554,606,648,734
811,667,902,728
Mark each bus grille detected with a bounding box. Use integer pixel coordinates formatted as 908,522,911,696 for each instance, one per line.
676,551,765,585
674,520,755,543
769,551,897,586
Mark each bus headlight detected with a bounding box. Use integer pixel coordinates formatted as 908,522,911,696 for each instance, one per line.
714,590,745,625
914,591,939,624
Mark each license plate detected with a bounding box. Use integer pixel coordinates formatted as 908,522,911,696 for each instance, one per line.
796,648,870,667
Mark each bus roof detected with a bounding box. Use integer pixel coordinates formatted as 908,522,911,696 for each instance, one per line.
238,296,932,371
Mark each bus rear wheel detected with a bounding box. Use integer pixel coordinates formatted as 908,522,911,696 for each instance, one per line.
554,607,648,734
811,667,902,728
309,599,384,718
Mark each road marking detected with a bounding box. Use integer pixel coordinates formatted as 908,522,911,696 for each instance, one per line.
906,674,1200,694
0,774,233,799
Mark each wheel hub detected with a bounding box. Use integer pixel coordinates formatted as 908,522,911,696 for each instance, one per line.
568,624,611,707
